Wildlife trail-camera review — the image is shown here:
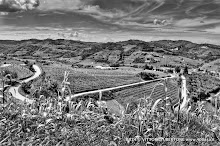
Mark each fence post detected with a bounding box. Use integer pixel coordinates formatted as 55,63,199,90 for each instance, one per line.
2,74,5,104
215,98,218,115
99,91,102,101
180,75,188,112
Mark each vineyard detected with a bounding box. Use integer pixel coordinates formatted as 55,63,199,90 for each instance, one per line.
41,65,143,93
113,79,179,108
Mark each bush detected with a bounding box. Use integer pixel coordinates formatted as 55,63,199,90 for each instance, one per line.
28,65,36,72
131,65,139,68
183,66,188,74
137,72,158,80
110,63,120,67
175,66,181,73
84,65,93,68
20,82,32,94
167,69,174,74
2,70,18,79
133,57,145,63
24,60,29,64
143,64,153,70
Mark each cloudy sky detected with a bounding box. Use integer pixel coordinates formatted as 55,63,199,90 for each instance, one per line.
0,0,220,44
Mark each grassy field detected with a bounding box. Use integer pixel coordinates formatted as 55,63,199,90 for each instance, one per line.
0,64,34,88
0,64,33,80
0,59,24,65
200,59,220,72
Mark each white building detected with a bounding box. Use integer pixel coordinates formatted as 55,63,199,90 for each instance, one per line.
94,65,117,70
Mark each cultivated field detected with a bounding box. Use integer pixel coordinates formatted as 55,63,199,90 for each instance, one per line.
41,64,146,93
113,78,179,109
0,59,24,65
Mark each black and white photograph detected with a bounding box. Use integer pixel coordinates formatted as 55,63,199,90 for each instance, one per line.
0,0,220,145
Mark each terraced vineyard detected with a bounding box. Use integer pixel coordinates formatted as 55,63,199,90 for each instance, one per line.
113,79,179,108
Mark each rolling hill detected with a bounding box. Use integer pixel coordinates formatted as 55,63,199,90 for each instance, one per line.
0,39,220,69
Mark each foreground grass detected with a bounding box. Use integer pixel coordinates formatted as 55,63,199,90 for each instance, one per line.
0,94,219,146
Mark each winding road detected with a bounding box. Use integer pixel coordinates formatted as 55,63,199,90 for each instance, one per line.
1,64,42,104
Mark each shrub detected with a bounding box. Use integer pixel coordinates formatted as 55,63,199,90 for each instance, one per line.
2,70,18,79
20,82,32,94
133,57,145,63
175,66,181,73
84,65,93,68
110,63,120,67
143,64,153,70
137,72,158,80
167,69,174,73
28,65,36,72
24,60,29,64
131,65,139,68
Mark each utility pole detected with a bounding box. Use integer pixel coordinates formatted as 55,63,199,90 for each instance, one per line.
2,78,4,104
1,71,5,104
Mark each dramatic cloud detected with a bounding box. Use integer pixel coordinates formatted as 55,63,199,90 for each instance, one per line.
38,0,82,11
0,0,40,12
36,0,220,29
0,0,220,44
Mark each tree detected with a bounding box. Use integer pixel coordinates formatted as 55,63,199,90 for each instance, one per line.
24,60,29,64
137,72,158,80
143,64,153,70
110,63,120,67
133,57,145,63
10,71,18,79
183,66,188,75
21,82,32,94
1,70,17,84
167,69,173,74
29,65,36,72
175,66,181,73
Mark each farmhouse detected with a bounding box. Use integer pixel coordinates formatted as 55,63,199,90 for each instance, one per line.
94,65,117,70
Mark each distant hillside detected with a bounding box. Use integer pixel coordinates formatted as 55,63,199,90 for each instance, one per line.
0,39,219,68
